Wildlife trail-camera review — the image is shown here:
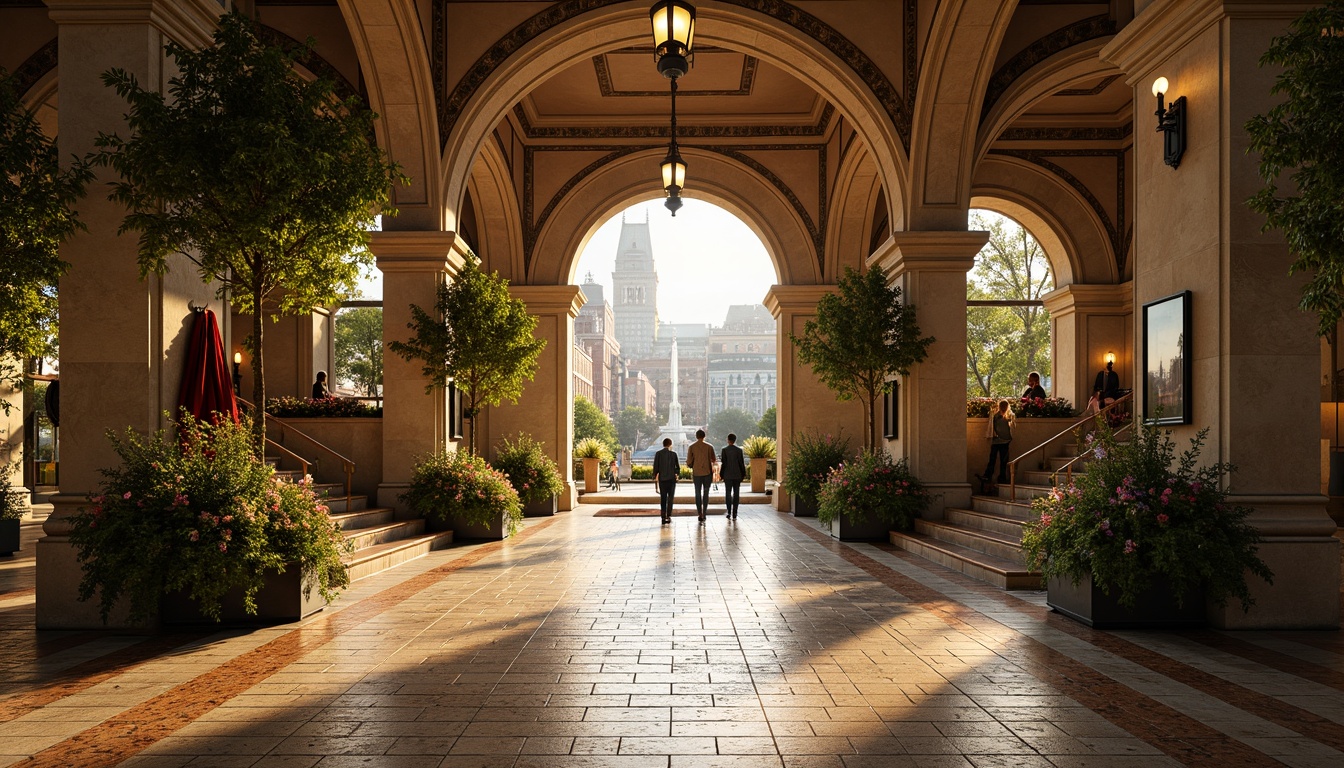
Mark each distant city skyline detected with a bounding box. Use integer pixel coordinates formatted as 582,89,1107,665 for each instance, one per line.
352,201,777,326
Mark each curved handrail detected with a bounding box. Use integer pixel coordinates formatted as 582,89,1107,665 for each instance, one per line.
238,397,355,508
1006,392,1133,502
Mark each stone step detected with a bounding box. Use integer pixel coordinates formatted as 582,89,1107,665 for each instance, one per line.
914,519,1024,562
889,531,1041,590
343,518,427,551
317,493,367,514
344,531,455,582
330,507,397,531
969,495,1036,520
579,489,772,505
944,508,1029,538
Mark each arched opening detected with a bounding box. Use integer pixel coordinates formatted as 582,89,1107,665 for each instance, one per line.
568,199,778,470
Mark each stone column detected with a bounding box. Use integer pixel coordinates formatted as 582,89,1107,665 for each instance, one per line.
1103,0,1338,628
763,285,866,512
372,231,467,513
37,0,222,630
485,286,585,511
1042,283,1133,409
869,232,986,516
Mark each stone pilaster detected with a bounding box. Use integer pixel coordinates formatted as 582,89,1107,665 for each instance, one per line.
1,371,29,518
869,232,987,516
38,0,223,630
372,231,467,512
763,285,867,512
485,286,585,511
1042,283,1133,409
1103,0,1338,628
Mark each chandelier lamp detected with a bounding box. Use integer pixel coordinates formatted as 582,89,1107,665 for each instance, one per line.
651,0,695,215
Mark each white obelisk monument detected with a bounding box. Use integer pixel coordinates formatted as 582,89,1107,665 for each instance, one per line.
655,334,694,456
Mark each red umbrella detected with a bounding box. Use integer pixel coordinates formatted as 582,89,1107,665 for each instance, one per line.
178,308,240,425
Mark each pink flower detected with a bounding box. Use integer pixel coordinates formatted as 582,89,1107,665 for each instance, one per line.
218,542,228,552
123,491,133,500
1124,539,1137,554
1156,513,1169,525
189,530,200,542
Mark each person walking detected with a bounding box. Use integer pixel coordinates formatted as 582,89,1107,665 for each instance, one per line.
652,438,680,524
981,399,1015,485
719,433,747,521
685,429,716,523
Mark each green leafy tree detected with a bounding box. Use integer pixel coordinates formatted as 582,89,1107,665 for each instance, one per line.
790,265,933,451
391,255,546,454
966,211,1054,397
708,407,758,449
94,12,403,453
334,307,383,396
0,69,91,406
574,395,619,454
756,405,777,439
1246,3,1344,396
615,405,658,450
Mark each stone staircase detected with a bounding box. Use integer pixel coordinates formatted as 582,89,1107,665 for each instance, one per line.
890,440,1092,590
268,465,453,582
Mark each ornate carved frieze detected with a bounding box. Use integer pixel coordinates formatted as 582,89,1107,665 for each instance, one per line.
12,37,57,99
593,51,758,97
510,103,835,141
980,14,1117,122
989,148,1130,275
997,124,1132,142
255,24,359,103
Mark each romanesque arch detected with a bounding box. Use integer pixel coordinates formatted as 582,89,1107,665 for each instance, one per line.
466,138,527,282
824,140,884,280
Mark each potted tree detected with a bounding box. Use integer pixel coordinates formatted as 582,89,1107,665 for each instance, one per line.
0,463,22,555
781,430,850,517
742,435,776,493
574,437,611,494
818,450,929,541
1021,419,1273,628
402,450,521,540
494,433,564,517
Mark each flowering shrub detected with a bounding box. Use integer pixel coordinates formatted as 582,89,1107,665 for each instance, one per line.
781,430,851,506
402,450,522,535
492,433,564,504
265,396,381,418
1021,419,1272,610
69,414,351,623
967,397,1074,418
817,449,929,528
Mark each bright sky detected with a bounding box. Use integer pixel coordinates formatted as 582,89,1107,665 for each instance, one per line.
574,199,777,325
355,200,777,326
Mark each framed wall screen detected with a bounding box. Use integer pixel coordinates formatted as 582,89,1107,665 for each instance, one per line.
1142,290,1192,425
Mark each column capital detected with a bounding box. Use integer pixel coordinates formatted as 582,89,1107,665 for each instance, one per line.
46,0,222,48
869,231,988,277
371,231,468,277
762,285,836,318
1102,0,1314,81
1041,282,1133,317
510,285,586,319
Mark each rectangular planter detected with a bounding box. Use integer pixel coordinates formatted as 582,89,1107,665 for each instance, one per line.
749,458,767,493
0,519,19,555
791,494,817,517
1047,572,1205,629
828,513,892,542
439,511,511,541
582,457,600,493
522,496,557,517
161,565,326,625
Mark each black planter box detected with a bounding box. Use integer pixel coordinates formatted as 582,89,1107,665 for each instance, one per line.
828,513,892,542
522,496,557,517
161,565,326,625
1047,572,1205,629
791,494,817,517
0,518,19,555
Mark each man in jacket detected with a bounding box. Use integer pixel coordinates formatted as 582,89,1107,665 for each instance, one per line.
651,437,680,524
685,429,716,523
719,433,747,520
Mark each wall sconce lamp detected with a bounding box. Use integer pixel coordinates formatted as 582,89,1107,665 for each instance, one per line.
1105,351,1116,367
1152,77,1186,169
651,0,695,215
232,351,242,395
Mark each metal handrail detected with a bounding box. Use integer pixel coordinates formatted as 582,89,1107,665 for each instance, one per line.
238,397,355,509
264,439,311,481
1050,420,1134,488
1005,392,1133,501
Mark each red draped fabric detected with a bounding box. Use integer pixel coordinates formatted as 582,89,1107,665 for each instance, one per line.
178,309,240,425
